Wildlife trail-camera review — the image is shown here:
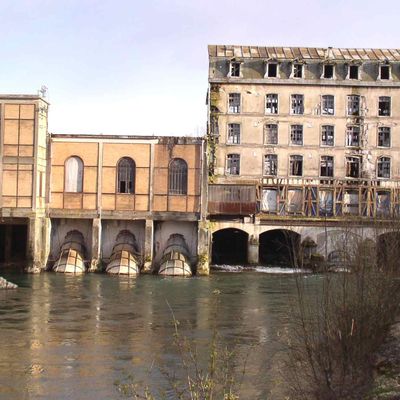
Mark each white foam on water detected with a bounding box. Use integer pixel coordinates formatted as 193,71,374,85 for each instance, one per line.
211,265,244,272
253,266,312,274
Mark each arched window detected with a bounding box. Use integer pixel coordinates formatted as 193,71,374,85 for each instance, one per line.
117,157,135,193
65,156,83,192
377,157,390,179
169,158,188,195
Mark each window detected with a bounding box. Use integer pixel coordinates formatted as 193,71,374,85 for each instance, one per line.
347,95,360,116
378,127,391,147
290,125,303,145
346,125,360,147
117,157,135,193
290,155,303,176
265,94,278,114
266,63,278,78
226,154,240,175
264,154,278,176
378,96,391,116
321,125,334,146
65,156,83,192
349,65,359,80
228,93,241,113
321,95,334,115
227,123,240,144
323,64,334,79
380,65,390,80
291,94,304,114
230,62,241,77
292,63,303,78
346,157,360,178
377,157,390,178
264,124,278,145
169,158,188,195
320,156,334,177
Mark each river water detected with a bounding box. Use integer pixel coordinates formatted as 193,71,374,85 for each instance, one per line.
0,269,320,399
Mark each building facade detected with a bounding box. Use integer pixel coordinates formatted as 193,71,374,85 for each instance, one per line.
207,45,400,265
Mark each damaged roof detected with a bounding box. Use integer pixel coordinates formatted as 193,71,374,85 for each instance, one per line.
208,45,400,61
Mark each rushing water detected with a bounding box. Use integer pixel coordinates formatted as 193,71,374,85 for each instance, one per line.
0,269,321,399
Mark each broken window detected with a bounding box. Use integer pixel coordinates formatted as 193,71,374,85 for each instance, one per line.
290,125,303,145
227,123,241,144
290,155,303,176
323,64,334,79
378,96,391,116
343,190,359,215
377,157,390,178
347,95,360,116
267,63,278,77
117,157,135,194
349,65,359,80
265,94,278,114
264,154,278,176
322,95,334,115
380,65,390,80
169,158,188,195
345,157,360,178
378,127,391,147
320,156,334,177
228,93,241,113
321,125,334,146
226,154,240,175
65,156,83,193
291,94,304,114
264,124,278,145
346,125,360,147
292,63,303,78
230,62,241,77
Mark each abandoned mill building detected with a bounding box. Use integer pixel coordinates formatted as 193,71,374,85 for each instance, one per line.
207,45,400,266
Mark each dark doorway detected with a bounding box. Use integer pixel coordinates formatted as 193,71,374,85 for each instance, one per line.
259,229,301,267
0,224,28,264
377,232,400,271
212,228,248,265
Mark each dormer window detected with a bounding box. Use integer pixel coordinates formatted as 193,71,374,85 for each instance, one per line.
380,65,391,80
230,61,241,77
348,65,359,80
266,62,278,78
323,64,334,79
292,63,303,78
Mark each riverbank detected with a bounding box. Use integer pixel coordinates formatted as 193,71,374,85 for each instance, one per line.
369,321,400,399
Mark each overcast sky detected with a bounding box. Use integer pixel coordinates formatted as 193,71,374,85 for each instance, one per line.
0,0,399,136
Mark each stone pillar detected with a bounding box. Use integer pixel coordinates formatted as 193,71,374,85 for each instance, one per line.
142,219,153,273
89,218,102,272
196,221,210,275
27,217,42,273
41,217,51,270
248,234,259,265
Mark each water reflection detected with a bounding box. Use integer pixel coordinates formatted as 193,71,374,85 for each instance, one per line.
0,271,318,399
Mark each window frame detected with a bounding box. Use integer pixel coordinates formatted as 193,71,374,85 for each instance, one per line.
348,64,360,80
290,124,303,146
265,93,279,114
227,123,241,145
347,95,361,116
226,154,240,176
289,155,303,177
292,63,303,79
377,126,391,148
377,156,391,179
321,94,335,115
322,64,335,79
290,94,304,115
378,96,391,117
228,93,241,114
64,155,84,193
345,156,360,178
265,62,279,78
379,64,391,81
321,125,335,147
345,125,361,147
168,158,188,195
264,123,278,145
263,154,278,176
116,157,136,194
229,61,241,78
320,156,334,177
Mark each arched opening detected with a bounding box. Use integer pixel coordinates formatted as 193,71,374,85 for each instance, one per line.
65,156,84,193
212,228,248,265
117,157,136,193
169,158,188,195
377,232,400,270
259,229,301,267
